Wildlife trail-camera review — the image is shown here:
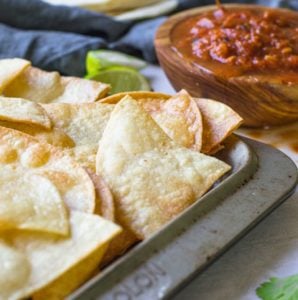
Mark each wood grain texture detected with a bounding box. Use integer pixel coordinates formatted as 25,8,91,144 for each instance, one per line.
155,4,298,127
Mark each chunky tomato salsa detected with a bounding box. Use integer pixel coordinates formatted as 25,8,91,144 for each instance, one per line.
172,7,298,74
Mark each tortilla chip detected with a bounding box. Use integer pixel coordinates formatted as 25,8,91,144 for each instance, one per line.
83,157,138,267
100,227,139,267
42,102,114,146
32,245,107,300
0,127,95,213
68,150,137,267
85,169,115,221
31,127,75,148
100,91,169,104
0,241,31,300
64,145,97,170
96,96,231,239
195,98,243,154
141,90,203,151
1,211,121,300
0,117,101,177
0,173,69,236
0,96,51,129
3,66,110,104
0,120,75,148
0,58,30,93
88,170,139,269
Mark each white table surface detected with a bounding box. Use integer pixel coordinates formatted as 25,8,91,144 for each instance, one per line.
142,65,298,300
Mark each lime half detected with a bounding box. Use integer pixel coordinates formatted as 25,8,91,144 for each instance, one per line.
86,50,147,75
88,67,151,95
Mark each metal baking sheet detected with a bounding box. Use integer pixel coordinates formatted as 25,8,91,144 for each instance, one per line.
70,136,297,300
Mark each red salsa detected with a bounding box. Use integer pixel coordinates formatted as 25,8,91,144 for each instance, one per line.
172,7,298,74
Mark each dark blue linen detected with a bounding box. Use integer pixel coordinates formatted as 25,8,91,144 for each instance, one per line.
0,23,106,76
0,0,296,76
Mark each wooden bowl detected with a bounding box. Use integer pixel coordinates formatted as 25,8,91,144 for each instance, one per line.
155,4,298,127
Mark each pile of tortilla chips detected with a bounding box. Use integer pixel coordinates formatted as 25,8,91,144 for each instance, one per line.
0,58,242,299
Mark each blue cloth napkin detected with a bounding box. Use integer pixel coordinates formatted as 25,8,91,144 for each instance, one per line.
0,0,296,76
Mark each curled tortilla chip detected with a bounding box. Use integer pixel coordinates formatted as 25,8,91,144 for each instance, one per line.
86,168,139,268
0,97,51,129
82,168,138,266
96,96,230,239
195,98,243,154
85,169,115,221
0,127,96,213
0,173,69,236
1,211,121,300
0,58,30,92
3,66,110,104
100,91,170,104
141,90,202,151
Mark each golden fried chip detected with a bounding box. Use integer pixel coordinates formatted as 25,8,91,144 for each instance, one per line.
1,211,121,300
0,96,51,129
0,120,75,148
100,91,170,104
0,58,30,92
3,66,110,104
96,97,231,239
31,127,75,148
195,98,243,154
32,245,106,300
64,145,98,171
85,169,115,221
85,166,139,267
0,119,101,174
0,127,95,213
0,241,31,300
100,227,139,267
42,102,114,146
141,90,203,151
0,173,69,235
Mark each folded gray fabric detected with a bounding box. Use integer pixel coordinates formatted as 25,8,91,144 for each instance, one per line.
0,23,105,76
0,0,130,41
0,0,296,76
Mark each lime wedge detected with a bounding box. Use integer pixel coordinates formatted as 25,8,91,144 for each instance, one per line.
86,50,147,75
87,67,151,95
